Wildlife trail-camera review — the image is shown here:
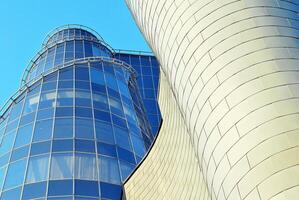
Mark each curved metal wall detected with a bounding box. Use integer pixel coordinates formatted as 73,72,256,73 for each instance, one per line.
125,0,299,199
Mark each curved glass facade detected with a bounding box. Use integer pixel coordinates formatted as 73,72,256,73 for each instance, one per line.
22,27,113,86
0,26,156,200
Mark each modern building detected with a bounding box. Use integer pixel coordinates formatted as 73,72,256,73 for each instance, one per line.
0,25,161,200
123,0,299,200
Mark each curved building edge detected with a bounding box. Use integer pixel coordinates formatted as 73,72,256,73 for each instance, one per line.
124,0,299,200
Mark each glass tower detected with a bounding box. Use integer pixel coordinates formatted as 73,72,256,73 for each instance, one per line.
0,25,160,200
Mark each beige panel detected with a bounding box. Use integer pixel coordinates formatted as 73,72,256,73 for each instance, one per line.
124,71,210,200
125,0,299,199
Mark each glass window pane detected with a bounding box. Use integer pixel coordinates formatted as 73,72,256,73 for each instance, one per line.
48,180,73,196
19,112,35,126
33,119,53,142
57,90,73,107
4,158,27,190
52,139,73,152
75,107,92,118
75,91,91,107
39,91,56,109
99,156,120,185
95,121,114,144
41,81,57,92
112,114,126,128
92,44,101,56
0,132,16,157
94,110,110,122
30,141,51,156
75,140,95,153
0,166,7,191
44,47,56,71
55,107,73,117
65,41,74,62
120,161,135,181
44,72,58,83
23,94,40,114
58,80,73,89
131,134,146,157
22,181,47,200
75,118,94,139
26,154,49,183
14,123,34,148
8,100,24,122
53,118,73,138
84,41,93,57
75,40,84,59
100,182,122,200
117,147,135,164
97,142,116,157
75,153,97,180
37,108,54,120
90,67,104,84
75,180,99,197
50,153,73,180
54,43,65,66
75,80,90,90
92,92,108,111
114,127,132,151
10,145,29,162
59,67,73,80
1,187,21,200
75,67,89,81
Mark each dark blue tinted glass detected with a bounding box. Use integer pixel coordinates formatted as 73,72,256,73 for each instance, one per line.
95,121,114,144
48,180,73,196
75,118,94,139
75,107,92,118
74,180,99,197
59,67,73,80
75,67,89,81
117,147,136,164
100,182,122,200
94,110,110,122
58,80,73,89
54,118,73,138
56,107,73,117
97,142,117,157
75,81,90,90
75,140,95,153
52,139,73,152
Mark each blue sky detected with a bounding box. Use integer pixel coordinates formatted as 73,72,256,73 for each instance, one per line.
0,0,150,106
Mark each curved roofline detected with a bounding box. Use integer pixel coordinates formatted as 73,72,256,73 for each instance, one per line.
42,24,115,53
20,24,116,87
42,24,104,46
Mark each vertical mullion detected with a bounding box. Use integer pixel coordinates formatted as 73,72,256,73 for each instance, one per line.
44,69,59,199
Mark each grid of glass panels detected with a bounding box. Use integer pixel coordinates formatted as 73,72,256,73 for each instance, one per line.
115,53,161,136
25,30,112,84
46,28,99,46
0,60,152,200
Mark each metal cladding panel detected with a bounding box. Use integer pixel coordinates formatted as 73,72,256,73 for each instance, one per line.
124,0,299,199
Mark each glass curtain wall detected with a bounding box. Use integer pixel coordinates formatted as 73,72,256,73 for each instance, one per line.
0,26,155,200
